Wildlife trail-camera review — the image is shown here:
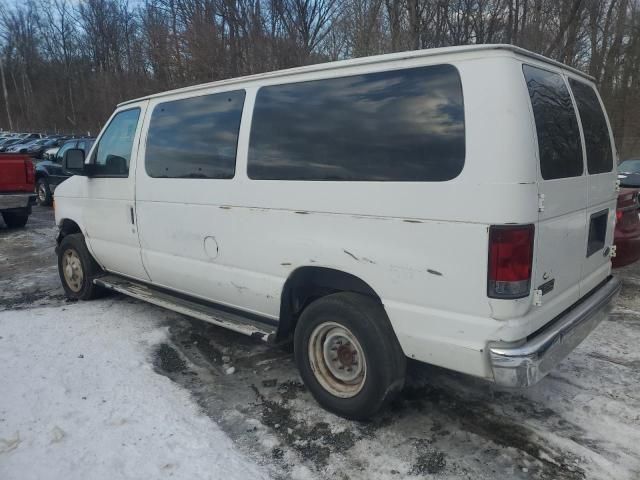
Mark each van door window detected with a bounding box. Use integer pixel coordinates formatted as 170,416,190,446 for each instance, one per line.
145,90,245,179
523,65,583,180
248,64,465,181
568,79,613,174
92,108,141,177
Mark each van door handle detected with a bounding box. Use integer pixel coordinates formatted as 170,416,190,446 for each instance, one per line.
130,206,135,225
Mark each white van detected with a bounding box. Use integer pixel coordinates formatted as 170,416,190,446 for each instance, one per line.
54,44,621,419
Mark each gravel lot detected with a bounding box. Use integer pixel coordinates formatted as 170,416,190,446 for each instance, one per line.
1,206,639,479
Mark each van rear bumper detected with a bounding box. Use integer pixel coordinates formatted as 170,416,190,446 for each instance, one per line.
488,275,621,388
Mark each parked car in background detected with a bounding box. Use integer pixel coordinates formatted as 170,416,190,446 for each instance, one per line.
27,137,66,159
42,146,60,160
21,132,43,140
618,159,640,174
0,138,24,152
8,138,50,154
613,188,640,268
618,159,640,188
0,153,36,228
34,137,94,205
5,139,36,153
54,45,621,419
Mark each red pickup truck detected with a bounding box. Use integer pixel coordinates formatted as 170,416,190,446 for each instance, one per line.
0,153,37,227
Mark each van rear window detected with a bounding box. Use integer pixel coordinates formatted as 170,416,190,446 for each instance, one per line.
248,64,465,181
523,65,583,180
569,79,613,174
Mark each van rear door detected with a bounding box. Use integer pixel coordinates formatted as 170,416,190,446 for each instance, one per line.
523,65,587,308
523,65,617,310
567,78,617,295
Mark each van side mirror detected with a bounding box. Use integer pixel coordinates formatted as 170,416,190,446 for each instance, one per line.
63,148,87,175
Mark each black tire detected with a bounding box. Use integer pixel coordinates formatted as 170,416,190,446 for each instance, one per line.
294,292,406,420
57,233,103,300
36,178,53,206
2,210,29,228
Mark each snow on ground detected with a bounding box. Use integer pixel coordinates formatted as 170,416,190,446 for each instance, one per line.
0,299,270,480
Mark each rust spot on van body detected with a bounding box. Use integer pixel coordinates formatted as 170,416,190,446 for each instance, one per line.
230,281,248,293
343,249,375,264
343,250,359,261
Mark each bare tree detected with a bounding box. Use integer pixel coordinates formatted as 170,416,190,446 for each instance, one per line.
0,0,638,158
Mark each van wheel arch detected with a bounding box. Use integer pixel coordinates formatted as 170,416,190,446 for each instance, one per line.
277,266,382,341
56,219,82,247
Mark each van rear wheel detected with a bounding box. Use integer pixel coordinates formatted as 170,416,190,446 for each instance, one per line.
57,233,103,300
294,292,406,420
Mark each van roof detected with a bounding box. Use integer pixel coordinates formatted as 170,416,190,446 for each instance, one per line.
118,44,594,107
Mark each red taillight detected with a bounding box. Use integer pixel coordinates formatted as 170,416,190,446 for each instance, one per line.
25,161,34,185
488,225,534,299
616,210,623,222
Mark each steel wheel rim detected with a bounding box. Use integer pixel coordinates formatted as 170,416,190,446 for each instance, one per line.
37,183,46,202
62,248,84,292
308,321,366,398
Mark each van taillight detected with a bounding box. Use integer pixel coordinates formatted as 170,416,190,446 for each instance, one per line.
487,225,534,299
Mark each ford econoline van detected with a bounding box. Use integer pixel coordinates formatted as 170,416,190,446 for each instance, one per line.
54,44,621,419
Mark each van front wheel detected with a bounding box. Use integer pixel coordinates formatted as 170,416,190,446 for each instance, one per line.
294,292,406,420
57,233,103,300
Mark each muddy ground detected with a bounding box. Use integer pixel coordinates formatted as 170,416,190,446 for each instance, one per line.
2,206,639,479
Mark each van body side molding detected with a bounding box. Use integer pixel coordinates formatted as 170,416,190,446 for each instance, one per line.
489,275,621,388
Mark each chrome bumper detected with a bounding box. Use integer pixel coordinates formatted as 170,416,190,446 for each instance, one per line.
0,192,36,210
489,276,621,388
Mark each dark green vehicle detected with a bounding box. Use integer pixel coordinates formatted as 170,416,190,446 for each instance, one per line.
34,138,94,205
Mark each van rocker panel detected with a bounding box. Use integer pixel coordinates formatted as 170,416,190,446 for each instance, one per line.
93,274,277,342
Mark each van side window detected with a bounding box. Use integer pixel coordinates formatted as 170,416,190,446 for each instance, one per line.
569,79,613,174
248,64,465,181
523,65,583,179
145,91,245,179
93,108,141,177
